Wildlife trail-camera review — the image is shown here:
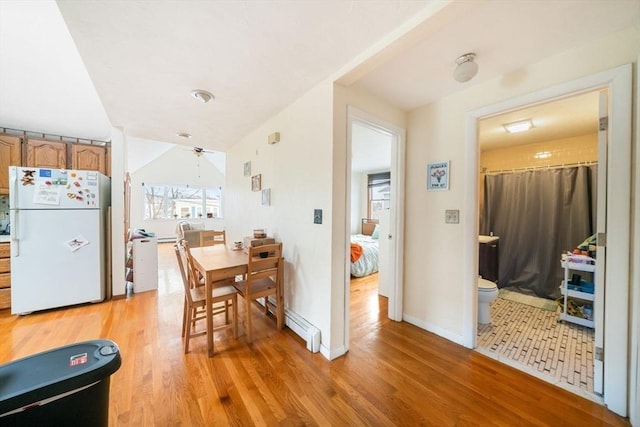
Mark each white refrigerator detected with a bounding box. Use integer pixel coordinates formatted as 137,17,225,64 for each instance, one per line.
9,166,111,314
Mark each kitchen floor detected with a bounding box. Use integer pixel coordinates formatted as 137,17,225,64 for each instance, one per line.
477,296,595,396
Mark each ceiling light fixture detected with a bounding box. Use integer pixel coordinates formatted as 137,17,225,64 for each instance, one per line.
534,151,551,159
190,89,214,103
453,52,479,83
176,132,192,139
504,120,533,134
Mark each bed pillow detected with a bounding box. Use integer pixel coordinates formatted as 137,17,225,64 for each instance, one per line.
371,224,380,239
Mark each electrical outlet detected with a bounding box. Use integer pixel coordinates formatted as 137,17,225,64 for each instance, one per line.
313,209,322,224
445,209,459,224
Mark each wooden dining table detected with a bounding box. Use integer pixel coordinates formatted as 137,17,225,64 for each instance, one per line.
188,245,248,357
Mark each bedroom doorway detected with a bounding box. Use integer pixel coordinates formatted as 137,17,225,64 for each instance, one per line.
346,106,405,329
464,64,632,415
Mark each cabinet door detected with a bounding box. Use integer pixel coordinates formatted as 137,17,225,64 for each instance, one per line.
26,138,67,169
105,145,111,177
72,143,107,174
0,134,22,194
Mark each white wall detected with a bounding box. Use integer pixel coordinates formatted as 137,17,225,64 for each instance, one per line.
129,146,226,240
225,81,337,356
109,127,126,297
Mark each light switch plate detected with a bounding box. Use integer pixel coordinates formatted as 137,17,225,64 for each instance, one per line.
445,209,459,224
314,209,322,224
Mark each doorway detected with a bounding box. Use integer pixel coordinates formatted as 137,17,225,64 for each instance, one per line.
464,64,632,415
476,90,601,396
345,107,406,350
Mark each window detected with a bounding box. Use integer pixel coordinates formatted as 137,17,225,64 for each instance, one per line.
143,184,222,220
367,172,390,220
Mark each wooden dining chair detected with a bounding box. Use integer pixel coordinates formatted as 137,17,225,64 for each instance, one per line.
233,242,283,343
200,229,226,247
175,240,210,336
175,241,238,354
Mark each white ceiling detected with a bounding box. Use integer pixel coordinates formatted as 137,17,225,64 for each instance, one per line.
0,0,638,156
0,0,111,140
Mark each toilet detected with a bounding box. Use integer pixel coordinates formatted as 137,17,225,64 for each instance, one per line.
478,277,499,324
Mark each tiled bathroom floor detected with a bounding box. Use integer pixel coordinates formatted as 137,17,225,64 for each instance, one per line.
477,296,595,394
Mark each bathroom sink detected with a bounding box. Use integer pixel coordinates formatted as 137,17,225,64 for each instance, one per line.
479,235,499,244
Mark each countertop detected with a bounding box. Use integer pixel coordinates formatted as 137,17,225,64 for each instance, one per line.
0,235,10,243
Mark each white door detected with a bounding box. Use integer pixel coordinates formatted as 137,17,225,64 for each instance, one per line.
11,208,104,314
377,209,390,297
593,90,607,395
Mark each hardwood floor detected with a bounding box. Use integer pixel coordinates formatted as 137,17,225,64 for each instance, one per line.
0,244,629,426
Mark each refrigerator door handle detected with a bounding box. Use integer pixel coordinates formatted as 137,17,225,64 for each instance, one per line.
9,166,19,257
8,166,18,209
9,209,18,257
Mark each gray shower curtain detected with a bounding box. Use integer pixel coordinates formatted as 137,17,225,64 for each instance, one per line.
481,166,596,299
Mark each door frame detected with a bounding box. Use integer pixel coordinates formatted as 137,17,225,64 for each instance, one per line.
463,64,632,415
345,106,405,331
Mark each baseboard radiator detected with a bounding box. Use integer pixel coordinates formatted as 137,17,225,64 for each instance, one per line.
285,309,320,353
157,236,176,243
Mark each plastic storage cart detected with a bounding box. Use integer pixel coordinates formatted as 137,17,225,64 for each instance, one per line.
559,253,595,328
0,339,121,426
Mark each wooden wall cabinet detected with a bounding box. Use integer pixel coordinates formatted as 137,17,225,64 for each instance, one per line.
72,143,107,175
0,134,22,195
106,145,111,177
26,138,67,169
1,134,110,178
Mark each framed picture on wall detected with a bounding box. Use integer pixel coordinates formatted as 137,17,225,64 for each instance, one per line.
427,161,450,191
251,174,261,192
261,188,270,206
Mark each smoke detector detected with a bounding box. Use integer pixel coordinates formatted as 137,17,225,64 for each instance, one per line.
190,89,215,103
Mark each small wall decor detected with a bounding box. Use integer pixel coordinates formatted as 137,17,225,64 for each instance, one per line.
261,188,270,206
268,132,280,145
251,174,262,192
427,161,450,191
244,161,251,177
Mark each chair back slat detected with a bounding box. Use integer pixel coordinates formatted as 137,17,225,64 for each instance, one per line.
182,241,202,290
200,230,226,247
175,241,195,305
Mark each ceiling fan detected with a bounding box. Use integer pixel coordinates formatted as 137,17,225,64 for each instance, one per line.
183,146,215,157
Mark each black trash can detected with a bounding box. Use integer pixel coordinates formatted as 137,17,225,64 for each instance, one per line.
0,339,121,427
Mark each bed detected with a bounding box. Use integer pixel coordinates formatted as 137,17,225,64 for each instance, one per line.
350,219,380,277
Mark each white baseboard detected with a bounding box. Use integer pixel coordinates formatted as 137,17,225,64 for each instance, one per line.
402,313,466,347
